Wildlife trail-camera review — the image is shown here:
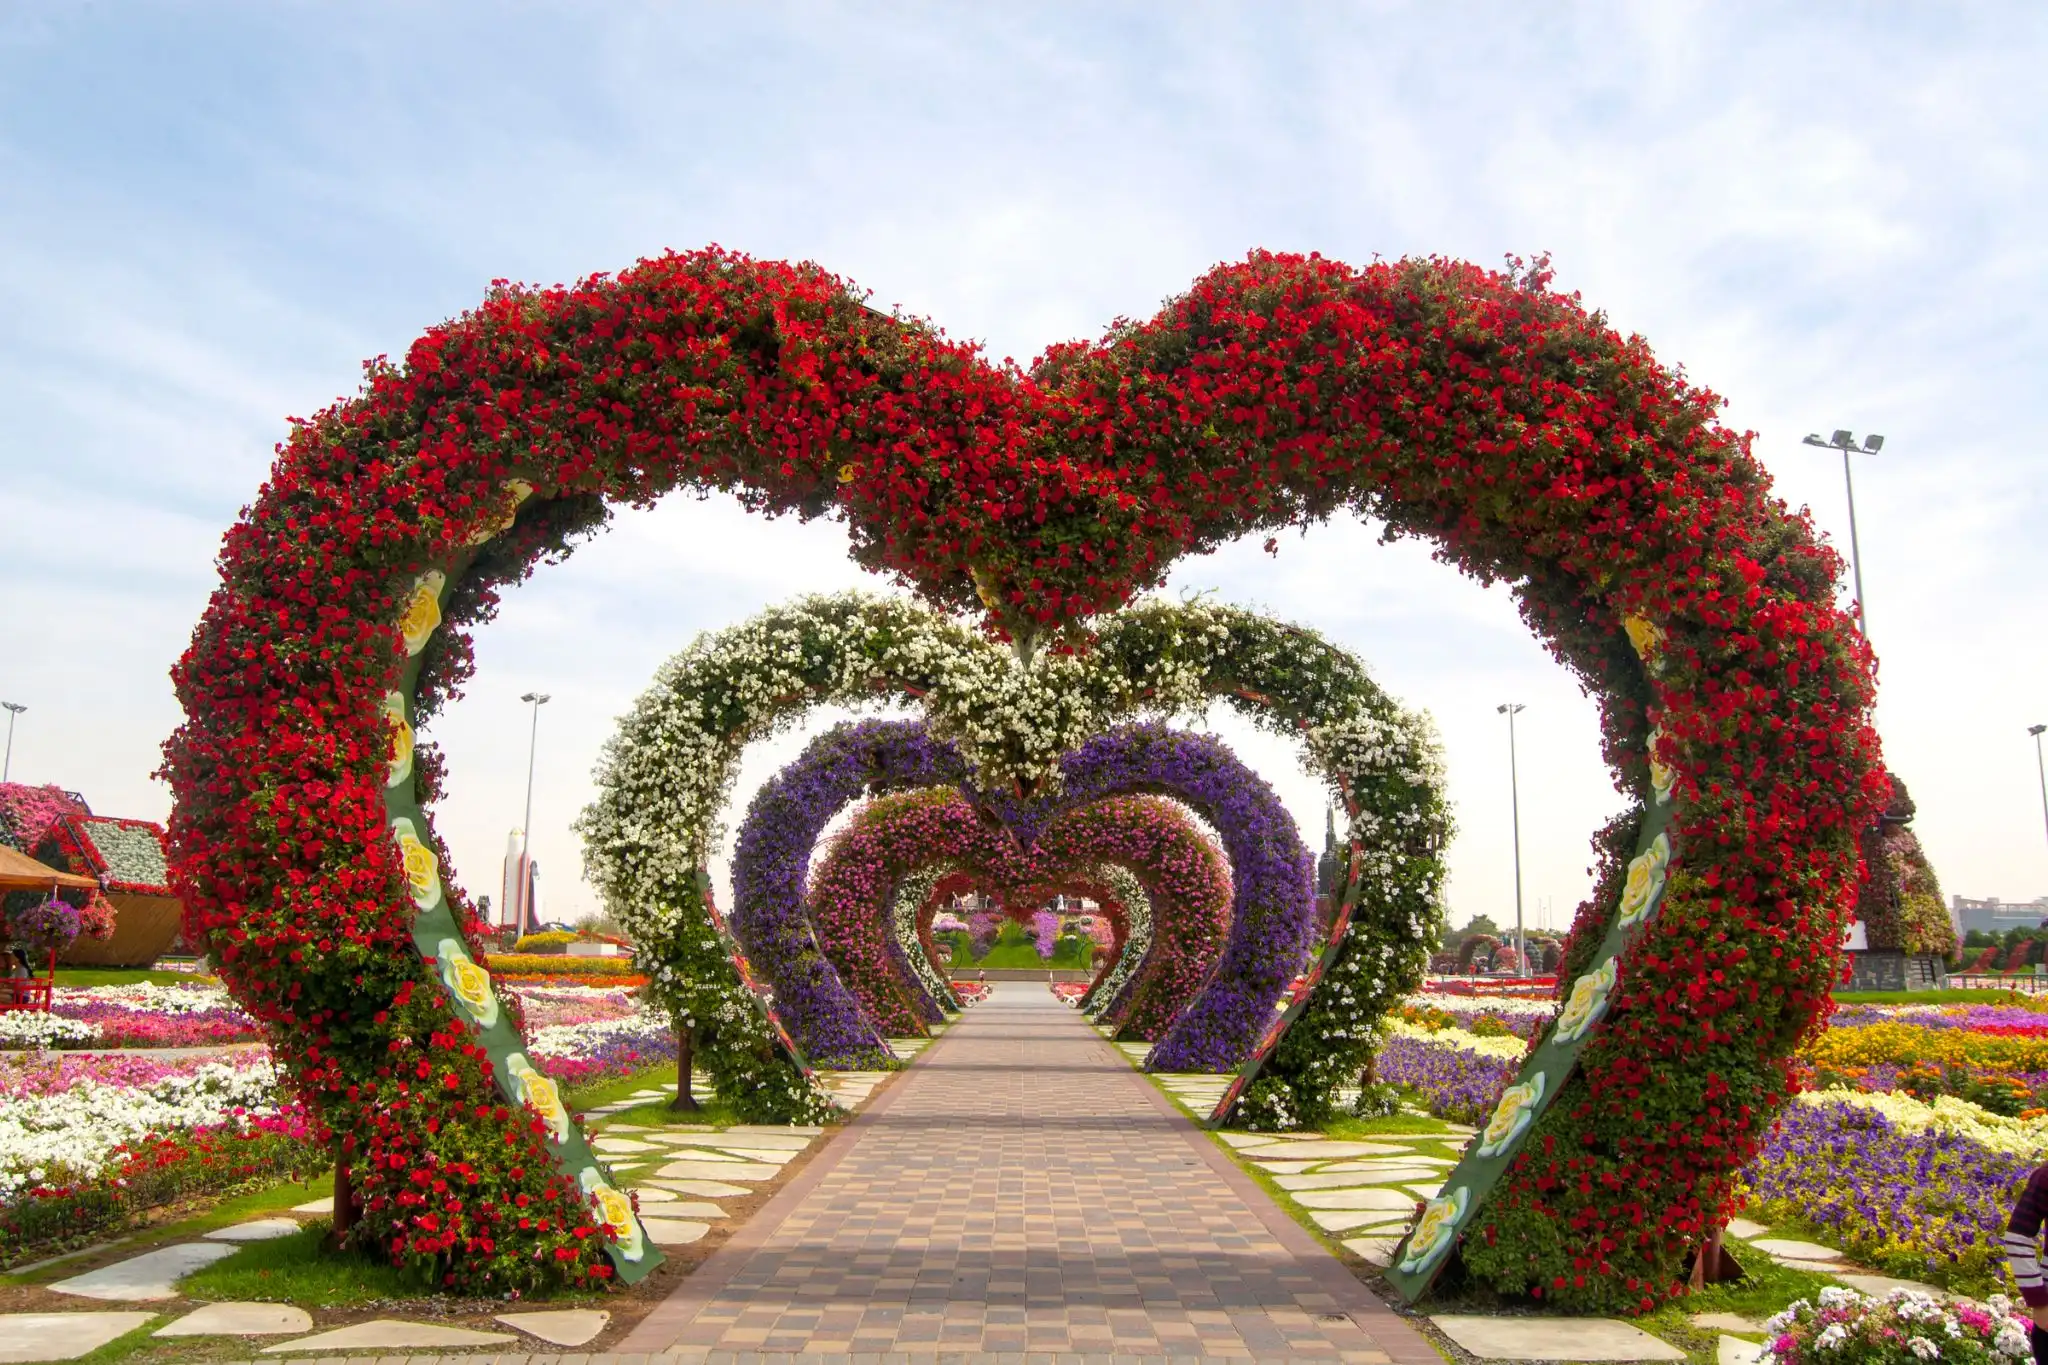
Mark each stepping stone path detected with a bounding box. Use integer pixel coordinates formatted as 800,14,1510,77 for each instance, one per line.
579,1111,830,1265
647,1177,751,1198
495,1309,610,1346
156,1302,314,1336
1720,1336,1769,1365
261,1319,516,1352
204,1217,300,1242
1693,1313,1765,1333
50,1242,235,1301
640,1217,711,1245
620,982,1429,1359
0,1312,155,1363
1293,1186,1425,1211
1719,1217,1950,1302
1753,1237,1850,1264
818,1068,890,1107
1432,1313,1688,1361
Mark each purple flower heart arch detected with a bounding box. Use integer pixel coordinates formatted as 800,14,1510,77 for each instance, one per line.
728,719,1314,1074
790,785,1233,1045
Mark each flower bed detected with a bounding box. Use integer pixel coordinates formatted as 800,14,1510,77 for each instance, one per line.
485,953,648,982
1763,1286,2031,1365
0,1050,321,1262
50,983,263,1048
1741,1099,2041,1296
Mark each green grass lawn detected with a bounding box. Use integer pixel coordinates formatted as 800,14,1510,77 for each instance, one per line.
1833,987,2045,1006
179,1222,417,1308
52,967,206,987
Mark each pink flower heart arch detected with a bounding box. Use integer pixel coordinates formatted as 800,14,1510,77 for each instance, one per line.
165,247,1882,1310
802,787,1232,1045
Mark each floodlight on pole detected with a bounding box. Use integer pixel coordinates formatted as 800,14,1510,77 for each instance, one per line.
518,692,551,937
1497,703,1527,974
1801,429,1883,639
1,702,23,783
2031,725,2048,857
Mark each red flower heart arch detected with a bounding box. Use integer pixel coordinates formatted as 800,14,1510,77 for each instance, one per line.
163,246,1884,1309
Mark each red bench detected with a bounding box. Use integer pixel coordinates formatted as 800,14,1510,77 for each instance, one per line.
0,975,53,1013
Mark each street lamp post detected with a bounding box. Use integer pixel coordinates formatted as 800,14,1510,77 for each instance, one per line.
1801,429,1883,639
2030,725,2048,856
1,702,22,783
518,692,551,938
1497,703,1527,974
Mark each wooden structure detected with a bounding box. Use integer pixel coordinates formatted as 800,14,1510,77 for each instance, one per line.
0,845,95,1012
46,815,185,968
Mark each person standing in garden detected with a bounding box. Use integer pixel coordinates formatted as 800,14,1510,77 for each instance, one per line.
2000,1170,2048,1358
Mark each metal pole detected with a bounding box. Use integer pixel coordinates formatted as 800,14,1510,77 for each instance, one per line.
0,704,20,783
1841,446,1870,639
1500,703,1527,973
518,692,549,937
2032,726,2048,855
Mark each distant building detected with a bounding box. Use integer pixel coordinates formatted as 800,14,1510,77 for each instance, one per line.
1954,895,2048,935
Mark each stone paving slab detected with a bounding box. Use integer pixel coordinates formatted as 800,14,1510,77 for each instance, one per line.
259,1319,516,1352
620,982,1438,1362
205,1218,302,1242
155,1302,314,1336
0,1312,156,1362
1432,1313,1688,1360
49,1242,235,1300
494,1308,610,1346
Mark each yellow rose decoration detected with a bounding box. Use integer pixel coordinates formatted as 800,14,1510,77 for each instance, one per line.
1476,1070,1547,1158
1554,959,1618,1044
504,1052,569,1143
465,479,536,547
1623,613,1664,662
1397,1185,1468,1275
1616,833,1672,931
434,935,499,1029
1647,727,1675,806
580,1167,644,1262
398,570,446,656
390,817,443,911
383,691,414,789
837,463,857,483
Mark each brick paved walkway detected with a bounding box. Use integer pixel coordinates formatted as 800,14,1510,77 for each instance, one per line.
622,983,1439,1362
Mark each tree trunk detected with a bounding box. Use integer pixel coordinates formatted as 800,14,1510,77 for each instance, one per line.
328,1145,357,1249
670,1025,702,1113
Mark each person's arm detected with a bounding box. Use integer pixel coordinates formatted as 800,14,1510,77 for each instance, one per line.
2001,1164,2048,1322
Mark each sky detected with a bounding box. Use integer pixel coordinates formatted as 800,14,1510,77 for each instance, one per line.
2,3,2045,934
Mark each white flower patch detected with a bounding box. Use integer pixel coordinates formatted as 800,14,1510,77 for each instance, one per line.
55,983,241,1015
0,1059,283,1205
0,1013,100,1048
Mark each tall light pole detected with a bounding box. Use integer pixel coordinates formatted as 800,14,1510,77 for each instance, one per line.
518,692,550,937
1497,703,1527,974
1,702,22,783
1801,429,1883,639
2030,726,2048,857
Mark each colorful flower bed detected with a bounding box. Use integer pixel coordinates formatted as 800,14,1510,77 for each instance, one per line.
1385,992,2048,1297
0,1050,318,1262
1763,1287,2032,1365
49,983,264,1048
